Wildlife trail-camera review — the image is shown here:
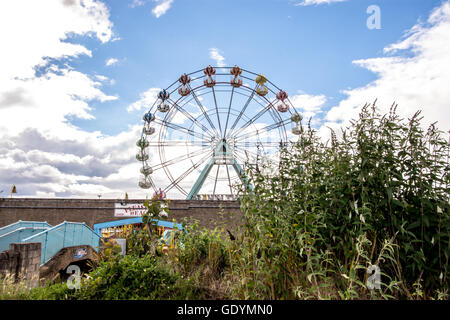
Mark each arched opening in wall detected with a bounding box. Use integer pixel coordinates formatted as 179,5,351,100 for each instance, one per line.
58,259,94,283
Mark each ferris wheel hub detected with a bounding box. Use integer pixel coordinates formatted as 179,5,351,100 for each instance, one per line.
213,139,234,165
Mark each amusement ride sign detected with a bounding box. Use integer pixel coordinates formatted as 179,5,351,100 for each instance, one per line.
114,202,169,217
114,203,147,217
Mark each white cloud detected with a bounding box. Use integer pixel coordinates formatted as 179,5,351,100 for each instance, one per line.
289,93,326,120
127,87,161,112
36,191,57,197
130,0,146,8
209,48,226,67
296,0,347,6
0,0,113,81
105,57,118,66
0,1,151,199
94,74,115,86
0,68,118,136
0,0,118,137
95,75,108,82
0,125,145,198
152,0,174,18
322,1,450,139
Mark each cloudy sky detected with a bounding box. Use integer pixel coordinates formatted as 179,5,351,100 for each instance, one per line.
0,0,448,199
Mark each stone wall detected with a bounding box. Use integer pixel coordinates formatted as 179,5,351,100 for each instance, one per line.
0,242,41,289
39,245,100,282
0,198,244,233
0,246,18,279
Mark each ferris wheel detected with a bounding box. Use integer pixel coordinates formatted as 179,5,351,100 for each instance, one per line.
136,65,303,200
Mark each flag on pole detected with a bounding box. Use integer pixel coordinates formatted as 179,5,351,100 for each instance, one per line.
10,184,17,198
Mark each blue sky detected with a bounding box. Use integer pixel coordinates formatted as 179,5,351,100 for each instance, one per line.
70,0,440,135
0,0,449,198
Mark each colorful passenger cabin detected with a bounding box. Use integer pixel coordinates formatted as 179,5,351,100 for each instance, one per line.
93,217,183,239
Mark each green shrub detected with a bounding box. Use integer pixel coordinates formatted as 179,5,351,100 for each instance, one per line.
76,254,180,299
177,220,230,279
125,227,152,257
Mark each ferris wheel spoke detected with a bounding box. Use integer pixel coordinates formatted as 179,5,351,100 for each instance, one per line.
234,145,281,166
230,97,278,139
163,151,213,194
234,141,287,148
231,145,255,162
152,146,212,171
231,97,277,138
168,98,215,139
231,151,247,166
268,106,283,130
154,118,209,141
234,117,291,142
223,86,235,139
228,86,257,135
233,151,260,174
266,106,289,143
188,85,220,137
233,148,263,168
211,87,223,136
233,145,261,159
148,141,209,147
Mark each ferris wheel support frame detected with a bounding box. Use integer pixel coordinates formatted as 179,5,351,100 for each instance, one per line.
186,140,251,200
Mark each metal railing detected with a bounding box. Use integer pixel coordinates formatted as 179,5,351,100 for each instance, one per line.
21,221,101,266
0,220,52,237
0,227,50,252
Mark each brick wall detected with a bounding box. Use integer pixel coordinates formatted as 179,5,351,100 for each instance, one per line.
0,198,244,233
0,242,41,289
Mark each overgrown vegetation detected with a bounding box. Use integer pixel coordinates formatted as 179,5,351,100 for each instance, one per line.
1,103,448,300
233,102,449,299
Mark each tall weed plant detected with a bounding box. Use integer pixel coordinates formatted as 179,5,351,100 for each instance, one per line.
236,102,449,299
